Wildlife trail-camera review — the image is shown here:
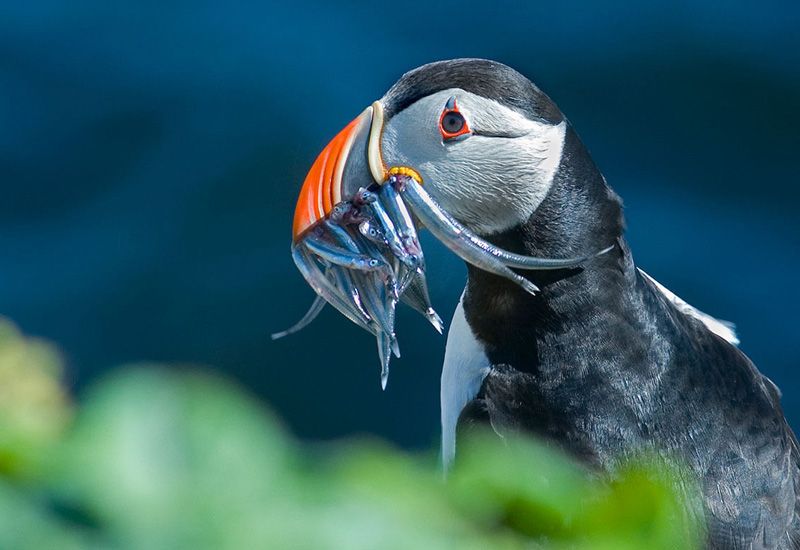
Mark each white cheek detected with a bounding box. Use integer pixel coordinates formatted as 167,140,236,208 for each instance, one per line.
380,89,566,236
425,121,566,235
381,110,442,168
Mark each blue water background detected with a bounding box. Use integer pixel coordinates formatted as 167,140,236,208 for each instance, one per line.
1,1,798,448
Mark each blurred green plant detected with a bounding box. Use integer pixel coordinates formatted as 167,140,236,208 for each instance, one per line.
0,318,703,549
0,321,72,477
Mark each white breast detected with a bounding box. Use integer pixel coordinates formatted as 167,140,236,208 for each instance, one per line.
440,291,491,470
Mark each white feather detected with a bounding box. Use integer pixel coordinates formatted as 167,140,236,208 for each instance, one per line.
440,291,491,470
380,89,566,235
639,268,740,345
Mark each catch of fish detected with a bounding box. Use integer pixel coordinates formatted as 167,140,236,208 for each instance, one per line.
273,102,608,388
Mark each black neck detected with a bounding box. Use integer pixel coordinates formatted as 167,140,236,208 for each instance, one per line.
462,125,640,373
486,125,624,267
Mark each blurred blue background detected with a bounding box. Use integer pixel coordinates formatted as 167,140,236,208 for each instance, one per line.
1,1,798,449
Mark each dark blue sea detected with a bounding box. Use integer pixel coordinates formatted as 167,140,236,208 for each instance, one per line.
1,1,798,448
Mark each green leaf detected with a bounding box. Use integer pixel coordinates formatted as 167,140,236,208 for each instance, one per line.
0,319,704,549
0,319,72,478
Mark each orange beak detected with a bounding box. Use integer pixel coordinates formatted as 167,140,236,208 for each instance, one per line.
292,103,388,241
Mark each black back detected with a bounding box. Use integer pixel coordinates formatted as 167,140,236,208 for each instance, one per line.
458,123,800,548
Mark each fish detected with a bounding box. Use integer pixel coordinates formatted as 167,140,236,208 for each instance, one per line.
279,114,611,386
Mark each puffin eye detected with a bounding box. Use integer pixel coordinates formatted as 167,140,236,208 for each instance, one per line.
439,96,472,141
442,112,465,134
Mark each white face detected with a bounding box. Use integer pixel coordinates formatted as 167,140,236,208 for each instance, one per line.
379,88,566,236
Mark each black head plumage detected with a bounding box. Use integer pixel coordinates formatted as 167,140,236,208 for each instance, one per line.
382,58,563,124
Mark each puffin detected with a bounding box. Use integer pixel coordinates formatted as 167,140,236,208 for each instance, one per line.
298,58,800,548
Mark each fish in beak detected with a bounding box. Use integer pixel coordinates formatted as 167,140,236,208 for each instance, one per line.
275,100,609,388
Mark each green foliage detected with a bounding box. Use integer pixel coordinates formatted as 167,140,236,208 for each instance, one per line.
0,318,703,549
0,322,72,478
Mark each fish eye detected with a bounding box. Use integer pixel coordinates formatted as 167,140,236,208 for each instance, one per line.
439,97,472,141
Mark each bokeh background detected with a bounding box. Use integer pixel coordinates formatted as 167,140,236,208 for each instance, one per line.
1,2,798,451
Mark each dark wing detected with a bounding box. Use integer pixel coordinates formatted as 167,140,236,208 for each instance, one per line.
457,363,608,468
458,356,800,548
758,373,800,549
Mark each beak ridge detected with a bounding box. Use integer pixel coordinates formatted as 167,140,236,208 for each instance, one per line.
293,107,373,240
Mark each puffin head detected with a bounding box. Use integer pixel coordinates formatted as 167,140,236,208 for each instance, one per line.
294,58,621,254
378,59,567,236
286,59,624,383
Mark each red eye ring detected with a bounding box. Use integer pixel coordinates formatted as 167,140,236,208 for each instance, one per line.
439,97,472,141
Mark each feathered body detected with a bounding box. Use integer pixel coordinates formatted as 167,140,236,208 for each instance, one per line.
455,124,800,548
